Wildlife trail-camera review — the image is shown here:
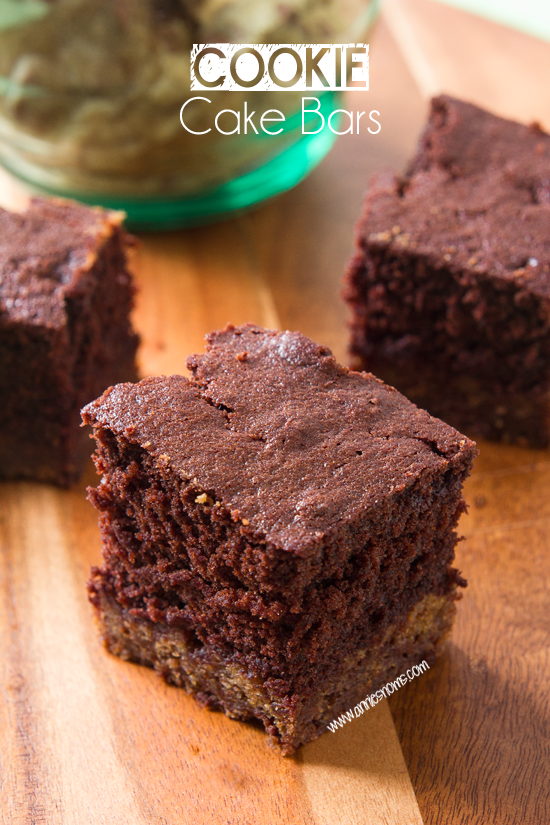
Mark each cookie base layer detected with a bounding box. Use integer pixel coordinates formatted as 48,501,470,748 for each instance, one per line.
92,587,455,754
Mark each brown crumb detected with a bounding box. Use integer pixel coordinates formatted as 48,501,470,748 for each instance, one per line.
195,493,214,505
236,351,248,362
369,230,392,243
394,233,410,248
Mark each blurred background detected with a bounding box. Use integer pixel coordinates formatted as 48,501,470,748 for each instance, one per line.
2,0,547,230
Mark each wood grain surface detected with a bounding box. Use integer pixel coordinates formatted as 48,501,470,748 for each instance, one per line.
1,4,549,823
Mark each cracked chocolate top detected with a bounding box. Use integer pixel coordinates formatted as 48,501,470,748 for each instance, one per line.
358,95,550,297
0,198,124,327
82,324,476,555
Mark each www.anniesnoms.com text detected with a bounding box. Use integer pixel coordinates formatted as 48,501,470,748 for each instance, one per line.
327,661,430,733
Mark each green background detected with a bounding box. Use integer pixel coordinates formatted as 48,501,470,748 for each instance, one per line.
433,0,550,43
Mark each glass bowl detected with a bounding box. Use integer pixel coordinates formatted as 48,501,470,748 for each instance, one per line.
0,0,379,229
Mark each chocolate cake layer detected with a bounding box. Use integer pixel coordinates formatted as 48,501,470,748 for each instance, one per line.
0,197,139,484
344,95,550,446
83,324,476,753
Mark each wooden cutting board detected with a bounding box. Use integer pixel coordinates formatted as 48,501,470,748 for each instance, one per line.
1,6,550,823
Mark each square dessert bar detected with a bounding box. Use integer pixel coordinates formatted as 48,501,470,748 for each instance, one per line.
83,324,476,754
345,95,550,446
0,198,139,485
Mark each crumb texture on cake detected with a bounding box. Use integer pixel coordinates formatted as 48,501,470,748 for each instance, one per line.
83,324,476,753
356,95,550,290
